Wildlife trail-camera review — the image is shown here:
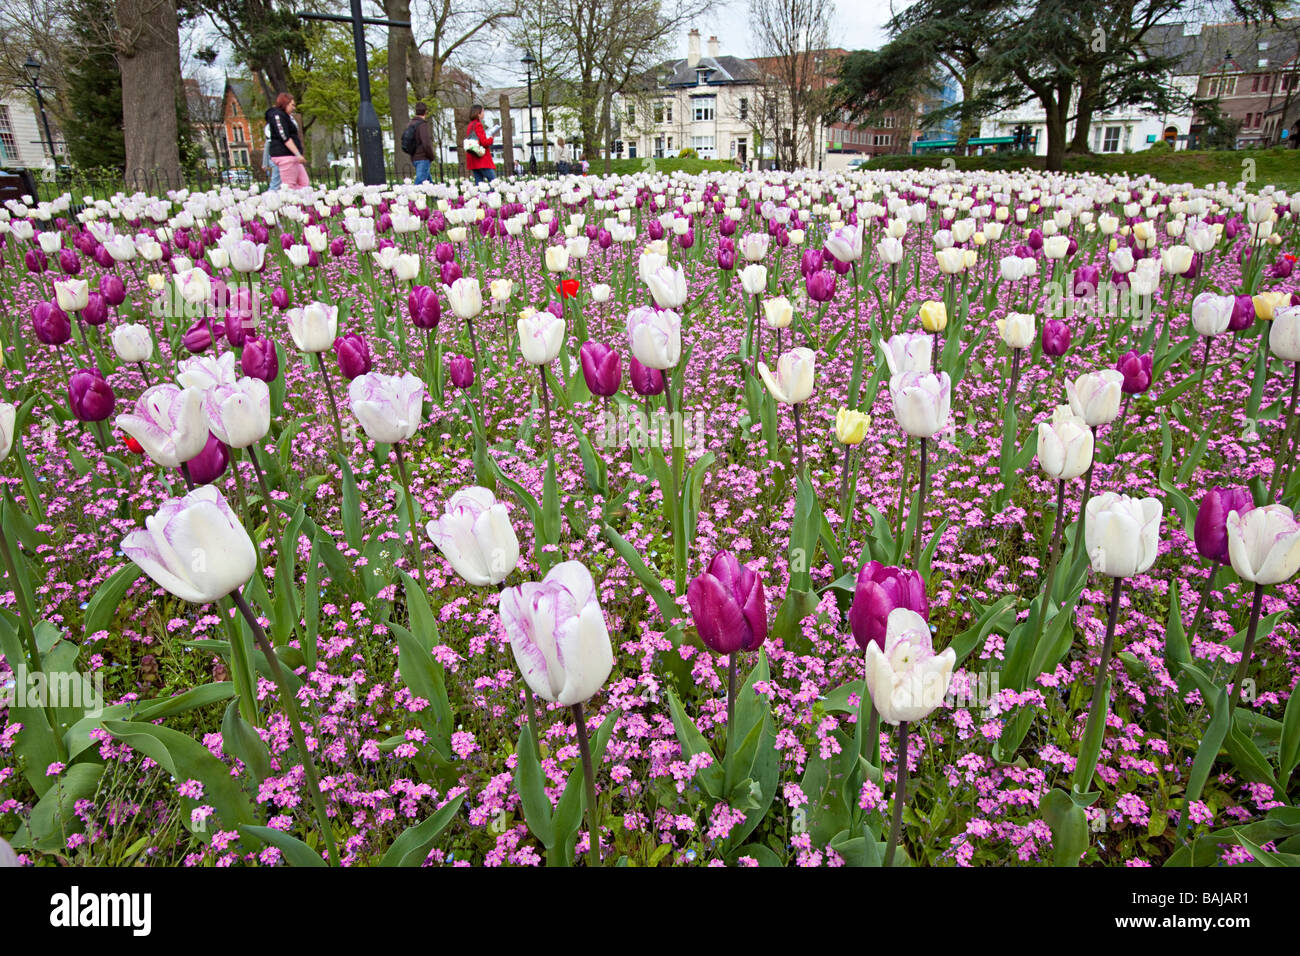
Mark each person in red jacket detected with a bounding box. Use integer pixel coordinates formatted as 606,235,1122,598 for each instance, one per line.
465,104,499,183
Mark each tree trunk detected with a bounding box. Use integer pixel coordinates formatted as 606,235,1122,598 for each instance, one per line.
1044,95,1068,172
956,77,976,151
386,0,412,178
603,88,613,175
115,0,182,188
1069,72,1098,154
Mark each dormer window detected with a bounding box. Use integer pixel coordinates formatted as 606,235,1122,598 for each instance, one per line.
697,69,708,86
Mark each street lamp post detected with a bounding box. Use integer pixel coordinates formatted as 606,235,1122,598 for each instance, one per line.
522,52,538,174
23,55,57,166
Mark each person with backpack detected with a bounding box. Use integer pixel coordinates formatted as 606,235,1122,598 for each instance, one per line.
402,102,435,184
265,93,308,190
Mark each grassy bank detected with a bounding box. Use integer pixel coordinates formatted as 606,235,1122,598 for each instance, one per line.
863,146,1300,191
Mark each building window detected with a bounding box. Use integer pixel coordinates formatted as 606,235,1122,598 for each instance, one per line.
0,105,17,163
693,97,716,121
740,98,749,121
666,136,673,151
691,135,715,152
626,104,635,125
653,103,663,123
1209,75,1237,96
883,115,895,129
546,118,555,133
696,69,708,86
1103,126,1121,152
653,136,664,158
1283,74,1297,91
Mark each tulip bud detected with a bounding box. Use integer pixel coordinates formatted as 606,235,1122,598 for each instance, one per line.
579,341,622,397
848,561,928,651
1085,492,1163,578
626,306,681,370
1037,405,1094,480
918,300,947,332
1194,486,1254,565
408,285,442,329
32,301,72,345
996,311,1035,350
863,608,955,724
1066,369,1124,426
1041,319,1071,357
835,408,870,445
1116,349,1153,395
185,431,230,484
500,561,614,706
68,368,116,422
427,486,521,586
629,356,665,396
1226,504,1300,585
687,550,767,654
740,264,768,295
121,485,257,604
240,336,280,383
448,354,475,390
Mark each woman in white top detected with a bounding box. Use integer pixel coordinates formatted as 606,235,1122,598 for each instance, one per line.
554,137,573,175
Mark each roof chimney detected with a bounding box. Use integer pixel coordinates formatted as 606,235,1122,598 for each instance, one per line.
687,29,701,68
707,35,719,59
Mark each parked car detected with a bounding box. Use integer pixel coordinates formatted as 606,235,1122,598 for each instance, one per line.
221,168,252,186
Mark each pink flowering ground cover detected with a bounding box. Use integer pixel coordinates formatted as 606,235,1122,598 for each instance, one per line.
0,168,1297,868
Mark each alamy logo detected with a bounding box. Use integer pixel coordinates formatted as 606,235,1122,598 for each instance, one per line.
49,886,152,936
3,666,104,717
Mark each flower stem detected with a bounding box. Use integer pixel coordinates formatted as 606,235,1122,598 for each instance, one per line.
726,651,738,758
1229,582,1266,713
245,445,282,541
570,701,601,866
232,588,339,867
1267,361,1299,499
392,441,425,581
883,720,910,867
792,402,805,477
1187,563,1218,644
1069,427,1099,567
1072,576,1123,794
314,351,345,457
910,436,928,569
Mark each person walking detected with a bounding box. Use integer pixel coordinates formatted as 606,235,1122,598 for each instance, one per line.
262,123,281,191
265,93,309,190
554,136,572,175
464,104,498,184
404,102,435,184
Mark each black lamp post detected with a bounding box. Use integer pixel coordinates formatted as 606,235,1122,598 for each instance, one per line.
24,55,57,165
522,51,538,174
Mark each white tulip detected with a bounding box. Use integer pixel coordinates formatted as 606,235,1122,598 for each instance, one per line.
426,486,520,586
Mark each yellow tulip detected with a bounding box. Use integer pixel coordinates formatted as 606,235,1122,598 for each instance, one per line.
835,408,871,445
919,300,948,332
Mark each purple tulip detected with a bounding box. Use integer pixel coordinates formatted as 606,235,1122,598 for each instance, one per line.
629,356,664,396
329,237,347,257
240,335,280,382
58,248,81,275
597,228,612,249
647,220,665,241
806,270,837,303
279,233,295,251
25,249,47,273
93,244,114,269
435,242,455,264
182,319,220,354
1041,319,1071,357
720,217,737,236
408,285,441,329
271,286,289,311
81,292,109,327
32,301,71,345
579,341,622,397
545,300,564,320
1228,294,1255,331
677,228,695,250
1117,349,1153,394
184,432,229,484
1066,237,1079,258
440,260,462,286
334,332,373,380
100,275,126,307
848,561,929,651
449,354,475,389
1194,487,1254,564
801,248,824,277
716,247,736,271
686,550,767,655
1073,265,1101,298
1268,256,1295,279
1027,229,1044,251
67,367,115,422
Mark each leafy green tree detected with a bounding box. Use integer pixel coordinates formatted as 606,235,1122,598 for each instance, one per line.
299,25,389,172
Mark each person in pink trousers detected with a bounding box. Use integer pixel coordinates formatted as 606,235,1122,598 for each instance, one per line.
265,92,309,190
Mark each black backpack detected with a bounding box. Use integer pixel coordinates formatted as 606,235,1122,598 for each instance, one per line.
401,120,420,156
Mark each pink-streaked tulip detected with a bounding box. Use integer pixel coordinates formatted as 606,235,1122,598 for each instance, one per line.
848,561,928,652
1194,486,1254,565
68,368,116,422
864,608,956,725
347,372,425,444
116,384,209,467
687,550,767,655
1066,369,1124,426
121,485,256,604
500,561,614,706
889,370,951,438
1226,504,1300,585
426,486,520,586
203,377,271,450
626,306,681,370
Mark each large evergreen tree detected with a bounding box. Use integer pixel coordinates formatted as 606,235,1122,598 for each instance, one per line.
63,0,126,171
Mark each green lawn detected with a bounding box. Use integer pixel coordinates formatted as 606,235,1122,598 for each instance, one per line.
863,146,1300,192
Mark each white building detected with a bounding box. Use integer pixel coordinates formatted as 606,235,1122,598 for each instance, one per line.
0,94,56,170
621,30,762,164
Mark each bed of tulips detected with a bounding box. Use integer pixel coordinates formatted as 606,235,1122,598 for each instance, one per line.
0,165,1298,868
